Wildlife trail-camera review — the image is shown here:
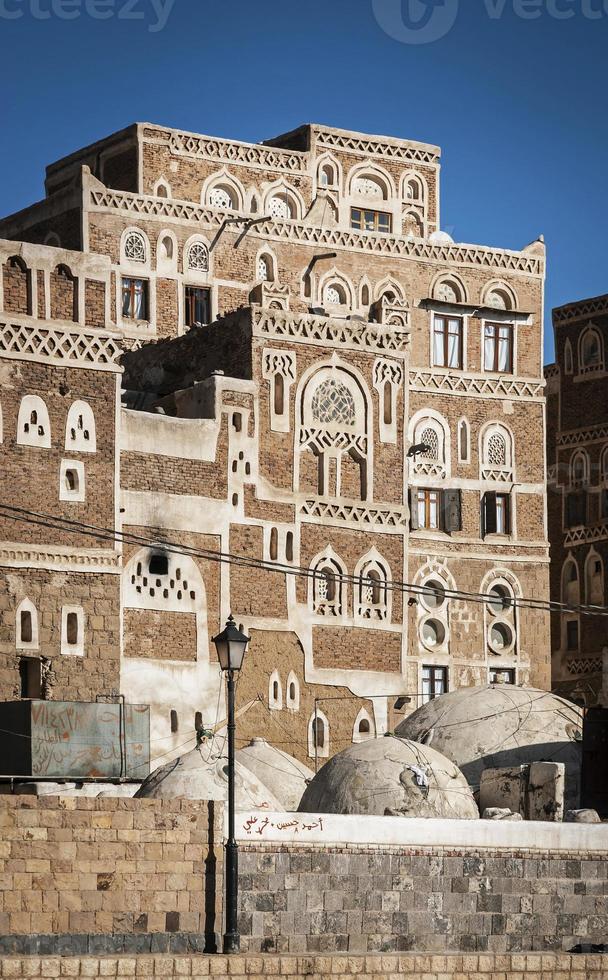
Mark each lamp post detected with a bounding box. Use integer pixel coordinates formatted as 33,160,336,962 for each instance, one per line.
212,614,250,955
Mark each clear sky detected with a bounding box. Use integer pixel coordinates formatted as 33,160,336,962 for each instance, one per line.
0,0,606,363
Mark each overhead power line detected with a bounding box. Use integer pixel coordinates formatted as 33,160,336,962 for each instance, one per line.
0,502,606,619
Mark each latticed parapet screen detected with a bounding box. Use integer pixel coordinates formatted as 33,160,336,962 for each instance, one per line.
409,370,545,401
0,319,121,371
165,131,308,173
300,497,408,530
564,522,608,546
255,310,409,355
88,187,543,275
315,129,440,165
558,424,608,448
554,295,608,323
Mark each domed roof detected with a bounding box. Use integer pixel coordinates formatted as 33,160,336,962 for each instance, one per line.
134,740,284,811
396,685,583,808
298,736,478,819
237,738,314,811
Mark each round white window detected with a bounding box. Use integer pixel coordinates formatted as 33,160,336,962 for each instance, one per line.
421,579,446,611
421,618,445,650
488,585,512,615
489,622,513,654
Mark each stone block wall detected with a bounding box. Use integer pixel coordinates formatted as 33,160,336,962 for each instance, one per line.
236,843,608,955
0,796,223,955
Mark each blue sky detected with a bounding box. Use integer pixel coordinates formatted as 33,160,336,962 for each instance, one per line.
0,0,606,363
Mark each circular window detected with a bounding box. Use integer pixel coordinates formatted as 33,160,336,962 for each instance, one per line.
421,579,446,610
421,618,446,650
489,622,513,654
488,585,512,615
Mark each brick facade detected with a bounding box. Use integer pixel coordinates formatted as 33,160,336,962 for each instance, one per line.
546,295,608,705
0,120,551,771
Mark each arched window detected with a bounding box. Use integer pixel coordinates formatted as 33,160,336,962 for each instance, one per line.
4,256,31,315
65,401,96,453
187,241,209,272
17,396,51,449
580,327,604,372
159,235,173,261
269,670,282,710
312,556,344,617
585,550,604,605
356,559,388,621
352,707,374,743
564,339,573,374
569,450,589,488
481,425,513,480
308,709,329,759
411,415,448,478
268,193,294,220
404,176,423,202
434,278,465,304
319,164,335,187
123,231,147,263
209,185,236,210
16,599,38,650
257,253,274,282
352,174,388,200
562,558,580,605
324,282,347,307
286,671,300,711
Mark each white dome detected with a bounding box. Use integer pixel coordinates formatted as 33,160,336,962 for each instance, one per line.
135,739,284,811
298,736,478,819
396,686,583,809
237,738,314,811
429,230,454,245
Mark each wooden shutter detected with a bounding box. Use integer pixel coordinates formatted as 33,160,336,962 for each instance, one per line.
483,491,497,537
409,489,420,530
443,489,462,533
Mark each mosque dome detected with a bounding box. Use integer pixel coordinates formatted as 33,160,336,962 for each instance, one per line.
134,739,284,811
298,736,478,819
237,737,314,811
396,685,583,809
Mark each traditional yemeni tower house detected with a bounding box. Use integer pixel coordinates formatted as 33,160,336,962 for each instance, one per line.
0,122,550,768
546,294,608,706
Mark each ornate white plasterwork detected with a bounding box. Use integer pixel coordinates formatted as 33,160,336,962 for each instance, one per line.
0,318,121,371
558,424,608,448
409,370,544,401
262,348,296,433
165,131,308,174
299,497,407,531
255,310,408,355
88,187,543,275
567,657,602,676
564,522,608,546
554,295,608,324
0,543,120,572
315,129,439,165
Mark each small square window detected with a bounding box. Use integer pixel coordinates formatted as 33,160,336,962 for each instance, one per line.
59,459,85,502
489,667,516,685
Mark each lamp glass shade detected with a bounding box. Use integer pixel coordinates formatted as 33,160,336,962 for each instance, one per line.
212,615,250,672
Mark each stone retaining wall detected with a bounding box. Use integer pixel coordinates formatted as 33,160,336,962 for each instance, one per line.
1,952,608,979
0,796,223,953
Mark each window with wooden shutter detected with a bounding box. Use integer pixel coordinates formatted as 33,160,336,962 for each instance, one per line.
565,491,587,528
442,489,462,533
483,491,511,536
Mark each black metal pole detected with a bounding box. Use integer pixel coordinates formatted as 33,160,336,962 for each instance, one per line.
223,669,240,954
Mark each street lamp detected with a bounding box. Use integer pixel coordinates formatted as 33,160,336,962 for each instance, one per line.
212,614,250,954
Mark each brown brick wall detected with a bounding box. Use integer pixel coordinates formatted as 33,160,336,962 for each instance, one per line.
123,609,197,661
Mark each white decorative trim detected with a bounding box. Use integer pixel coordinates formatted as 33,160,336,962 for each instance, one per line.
299,497,407,531
409,370,544,401
165,129,308,173
0,543,120,572
268,669,283,710
16,597,39,651
17,395,51,448
554,294,608,323
557,424,608,448
59,459,85,502
255,310,409,355
65,400,97,453
307,707,330,760
373,358,404,445
316,128,439,165
564,522,608,546
0,317,121,371
285,671,300,712
262,348,296,433
88,187,543,274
